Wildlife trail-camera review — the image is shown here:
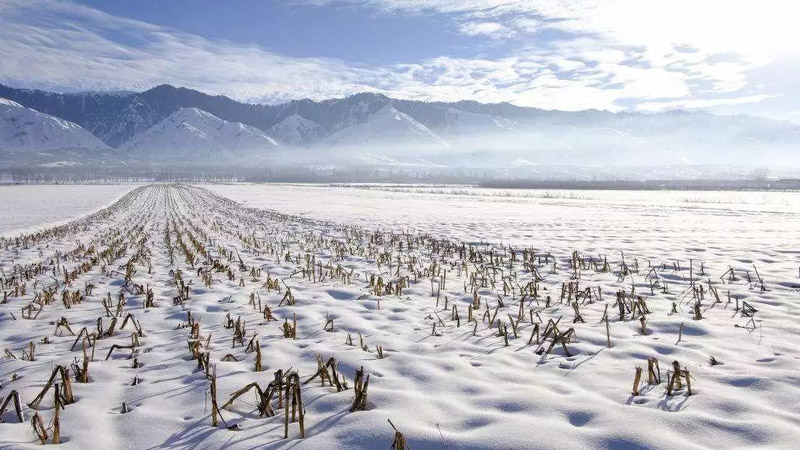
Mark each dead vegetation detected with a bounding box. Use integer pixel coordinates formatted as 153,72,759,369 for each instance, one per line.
1,183,782,447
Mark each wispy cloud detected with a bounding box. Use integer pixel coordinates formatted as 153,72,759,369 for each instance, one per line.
308,0,800,56
0,0,378,102
304,0,797,117
0,0,793,120
636,94,776,113
458,22,515,39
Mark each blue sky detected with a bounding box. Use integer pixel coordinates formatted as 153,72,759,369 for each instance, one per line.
1,0,799,122
73,0,498,63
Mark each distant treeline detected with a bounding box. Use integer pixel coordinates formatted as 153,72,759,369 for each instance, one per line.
3,166,799,190
0,165,503,184
481,179,800,191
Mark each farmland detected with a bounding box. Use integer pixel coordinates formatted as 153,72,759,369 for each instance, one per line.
1,184,799,449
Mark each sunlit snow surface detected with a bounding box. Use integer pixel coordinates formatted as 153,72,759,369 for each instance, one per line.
0,184,136,236
0,183,799,449
208,184,800,260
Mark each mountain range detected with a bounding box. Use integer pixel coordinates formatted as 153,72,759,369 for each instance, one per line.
0,97,113,167
122,107,279,164
1,83,799,175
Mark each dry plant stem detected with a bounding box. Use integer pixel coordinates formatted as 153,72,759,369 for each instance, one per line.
389,419,410,450
0,390,24,422
632,367,642,396
209,366,227,428
283,373,305,439
28,365,74,409
31,412,48,444
52,384,62,444
350,366,370,412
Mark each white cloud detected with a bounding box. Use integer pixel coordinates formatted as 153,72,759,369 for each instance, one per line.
635,94,776,113
306,0,798,118
0,0,379,102
0,0,793,120
459,22,515,39
312,0,800,57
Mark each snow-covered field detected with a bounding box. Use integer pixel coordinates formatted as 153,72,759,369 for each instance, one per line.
1,184,799,449
0,184,136,237
207,184,800,261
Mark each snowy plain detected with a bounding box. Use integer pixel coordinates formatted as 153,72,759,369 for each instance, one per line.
0,184,136,237
0,184,799,450
206,184,800,261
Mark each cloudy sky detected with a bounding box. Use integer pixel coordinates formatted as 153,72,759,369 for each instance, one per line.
1,0,799,122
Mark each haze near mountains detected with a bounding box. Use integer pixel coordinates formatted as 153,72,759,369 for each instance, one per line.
1,83,798,178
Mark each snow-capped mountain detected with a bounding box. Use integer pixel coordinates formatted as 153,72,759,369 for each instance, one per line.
0,98,109,152
122,108,279,163
102,96,161,147
323,105,449,149
2,83,800,174
440,108,517,136
268,114,324,146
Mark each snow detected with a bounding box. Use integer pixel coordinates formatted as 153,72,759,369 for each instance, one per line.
268,115,324,146
206,184,800,256
2,91,800,174
0,184,136,237
122,108,279,162
441,107,517,136
1,184,800,449
0,97,110,152
0,98,24,108
322,105,450,149
3,84,800,174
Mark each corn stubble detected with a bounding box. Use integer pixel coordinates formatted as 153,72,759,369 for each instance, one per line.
3,183,777,447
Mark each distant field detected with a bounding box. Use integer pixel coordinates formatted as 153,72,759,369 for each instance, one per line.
207,184,800,261
0,184,136,236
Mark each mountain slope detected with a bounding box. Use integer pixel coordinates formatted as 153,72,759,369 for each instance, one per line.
268,114,324,146
439,107,517,136
122,108,279,163
2,84,800,172
0,98,110,152
323,105,449,149
0,97,115,167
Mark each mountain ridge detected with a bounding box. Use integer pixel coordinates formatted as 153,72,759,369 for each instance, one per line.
1,84,800,172
4,83,796,149
121,107,280,164
0,96,114,166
